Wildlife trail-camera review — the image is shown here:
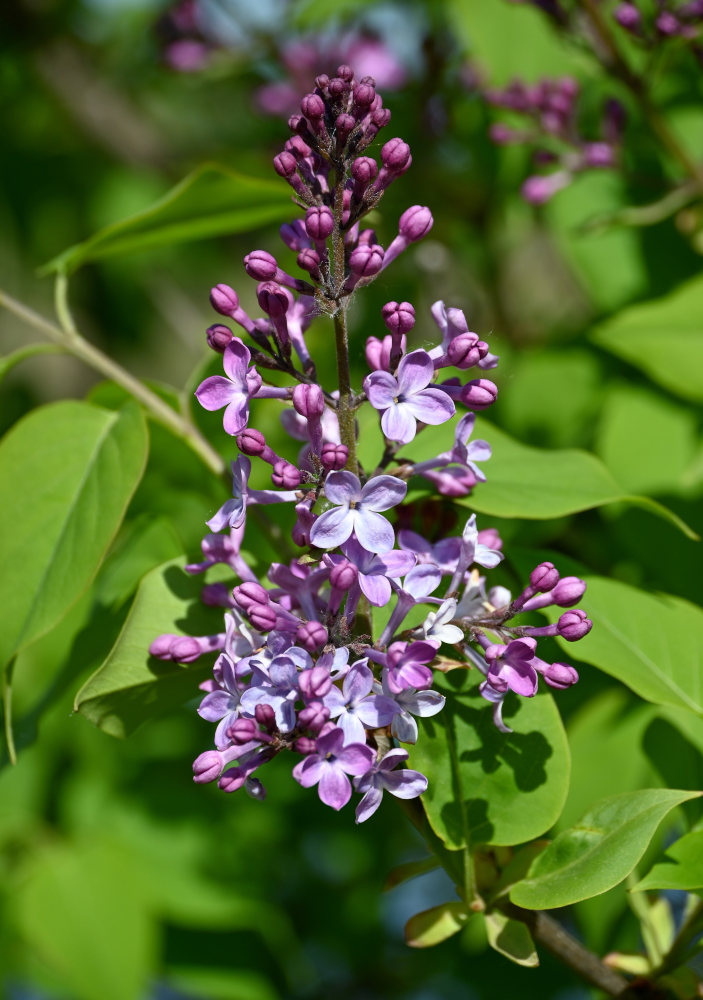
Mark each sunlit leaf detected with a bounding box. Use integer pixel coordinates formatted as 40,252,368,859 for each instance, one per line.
484,911,539,967
634,828,703,892
405,901,469,948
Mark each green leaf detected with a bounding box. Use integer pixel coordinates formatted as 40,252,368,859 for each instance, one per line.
484,911,539,967
0,401,148,670
0,343,65,382
384,856,440,891
590,274,703,403
42,163,292,275
634,828,703,892
405,901,469,948
510,789,700,910
15,839,157,1000
408,670,570,848
165,968,280,1000
74,558,222,737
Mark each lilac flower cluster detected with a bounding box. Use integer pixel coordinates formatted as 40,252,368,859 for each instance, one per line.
150,65,592,821
485,77,625,204
614,0,703,55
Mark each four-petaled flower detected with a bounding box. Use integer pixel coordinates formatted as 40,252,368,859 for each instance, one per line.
354,749,428,823
364,349,455,444
196,338,262,435
310,471,406,553
293,727,375,810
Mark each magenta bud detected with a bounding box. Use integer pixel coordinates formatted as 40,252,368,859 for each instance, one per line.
382,300,415,336
552,576,586,607
337,64,354,81
233,581,269,610
614,2,641,30
193,751,224,784
365,335,384,371
329,559,358,590
288,113,304,131
321,442,349,471
315,73,330,89
206,323,234,353
328,77,348,98
295,736,318,755
349,243,385,277
301,93,325,119
285,135,312,159
335,113,356,141
296,621,328,653
298,700,330,733
558,609,592,641
353,81,376,108
228,717,258,744
297,247,321,279
245,250,278,281
447,332,481,369
252,704,274,733
460,378,498,410
543,662,579,689
149,633,177,659
292,383,324,419
371,108,391,128
656,10,680,34
305,205,335,241
381,137,411,172
257,281,289,318
273,151,298,178
236,427,267,456
398,205,433,241
583,142,615,168
299,665,332,700
272,460,302,489
210,283,240,316
477,528,503,550
352,157,378,186
249,604,277,631
169,636,202,663
201,583,232,607
530,562,560,592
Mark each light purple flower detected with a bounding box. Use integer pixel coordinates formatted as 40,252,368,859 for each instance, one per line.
206,457,251,532
384,640,438,694
398,530,461,574
364,349,455,444
310,471,406,553
354,749,428,823
324,661,398,744
334,537,415,606
422,599,464,644
195,338,262,435
197,654,242,750
240,650,307,732
484,637,539,697
378,675,446,744
293,727,375,810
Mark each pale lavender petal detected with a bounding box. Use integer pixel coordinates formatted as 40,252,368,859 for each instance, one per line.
338,712,367,745
466,440,492,463
396,350,434,395
214,714,237,750
310,506,354,549
381,403,416,443
296,755,325,788
222,338,251,383
403,564,441,599
343,663,374,703
378,748,409,771
206,498,243,532
359,572,391,606
392,712,418,743
382,769,428,799
355,786,383,823
222,396,250,436
394,662,433,690
475,544,503,569
316,727,345,756
197,690,236,722
354,509,395,554
337,743,375,775
404,689,446,717
355,695,397,728
365,370,398,409
407,387,455,425
360,475,407,511
195,376,236,411
324,470,360,505
319,766,352,809
376,550,416,577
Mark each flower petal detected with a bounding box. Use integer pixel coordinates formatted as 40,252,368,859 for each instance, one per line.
407,387,455,426
354,510,395,554
310,506,354,549
195,376,236,412
323,470,361,505
360,475,407,512
396,350,434,396
318,766,351,809
382,769,428,799
355,786,383,823
381,403,416,443
359,571,391,607
364,370,398,410
222,338,251,383
222,396,250,436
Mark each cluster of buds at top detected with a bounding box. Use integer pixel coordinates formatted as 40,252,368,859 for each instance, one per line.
150,66,592,822
615,0,703,56
485,76,625,204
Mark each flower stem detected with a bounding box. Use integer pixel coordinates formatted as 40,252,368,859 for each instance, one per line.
333,308,359,473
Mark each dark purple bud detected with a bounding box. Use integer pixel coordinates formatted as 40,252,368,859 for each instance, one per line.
280,219,311,252
244,250,278,281
336,64,354,81
233,581,269,610
398,205,433,242
543,662,579,689
353,81,376,108
206,323,234,353
169,636,202,663
149,633,177,659
305,205,335,241
295,736,318,755
193,751,224,784
292,382,324,419
288,113,305,133
272,460,302,489
299,665,333,700
249,604,277,631
228,717,259,744
558,609,592,641
301,93,325,119
335,114,356,142
245,777,266,800
381,137,412,173
530,562,560,592
315,73,330,90
552,576,586,607
382,300,415,336
236,427,267,457
321,442,349,471
371,108,391,129
328,77,349,99
201,582,233,607
583,142,615,168
296,621,328,653
351,156,378,186
329,559,358,590
255,703,276,732
297,247,321,280
286,135,312,159
298,700,330,733
349,243,385,277
273,151,298,178
257,281,289,318
614,2,642,31
460,378,498,410
447,332,482,369
210,283,240,317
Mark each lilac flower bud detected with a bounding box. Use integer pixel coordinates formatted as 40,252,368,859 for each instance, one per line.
447,332,482,369
210,284,240,317
149,633,178,659
229,717,259,744
297,247,321,280
301,93,325,120
614,3,642,31
321,442,349,471
292,383,325,419
558,609,592,641
273,151,298,178
299,665,333,700
382,301,415,336
249,604,277,631
552,576,586,607
398,205,433,242
293,499,315,547
255,703,276,732
365,336,384,371
329,559,358,591
285,135,312,159
245,777,266,800
305,205,335,241
583,143,615,168
298,700,330,733
280,219,311,252
328,77,349,99
287,113,305,133
201,583,233,607
193,751,225,784
244,250,278,281
169,636,202,663
257,281,289,318
349,243,385,277
357,228,377,246
296,620,328,653
543,662,579,689
381,137,412,173
353,81,376,109
206,323,234,353
337,64,354,81
236,427,267,457
656,11,681,34
233,581,269,611
295,737,318,755
335,113,356,142
272,460,302,489
531,562,560,592
352,156,378,188
460,378,498,410
371,108,391,129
